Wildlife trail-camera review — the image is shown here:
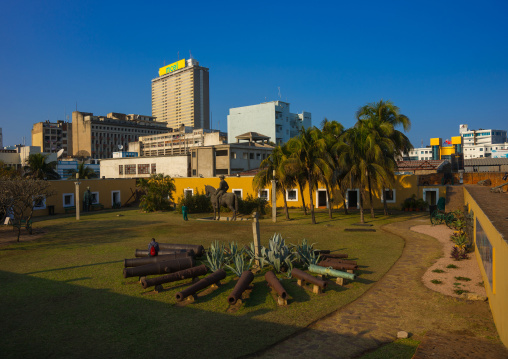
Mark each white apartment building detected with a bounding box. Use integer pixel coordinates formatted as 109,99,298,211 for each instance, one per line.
227,101,311,145
460,124,508,159
404,147,433,161
139,126,226,157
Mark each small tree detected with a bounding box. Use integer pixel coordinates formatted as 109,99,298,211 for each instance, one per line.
137,174,175,212
0,178,55,241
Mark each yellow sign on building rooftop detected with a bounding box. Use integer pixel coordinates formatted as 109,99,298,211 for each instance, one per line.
159,59,186,77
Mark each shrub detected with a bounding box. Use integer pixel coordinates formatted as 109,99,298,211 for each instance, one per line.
237,194,269,215
176,189,212,214
138,174,175,212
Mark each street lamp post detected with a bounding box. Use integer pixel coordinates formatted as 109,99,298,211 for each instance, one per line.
74,174,81,221
272,170,276,223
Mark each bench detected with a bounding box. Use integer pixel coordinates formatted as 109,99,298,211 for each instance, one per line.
64,206,76,214
91,203,104,211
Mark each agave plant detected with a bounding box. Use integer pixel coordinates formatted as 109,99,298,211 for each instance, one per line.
225,241,243,264
206,240,226,272
225,252,253,277
261,233,295,276
293,238,320,268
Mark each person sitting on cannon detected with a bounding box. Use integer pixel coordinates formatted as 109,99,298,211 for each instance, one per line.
216,175,229,204
148,238,160,257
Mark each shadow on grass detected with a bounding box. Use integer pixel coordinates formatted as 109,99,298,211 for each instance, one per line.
0,270,389,359
25,260,123,275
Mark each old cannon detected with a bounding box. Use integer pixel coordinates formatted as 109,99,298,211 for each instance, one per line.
140,264,208,289
158,243,205,257
309,264,356,281
175,269,227,302
135,249,195,257
123,257,195,278
265,271,288,302
227,270,254,305
291,268,327,293
125,252,193,267
317,259,358,272
318,252,349,259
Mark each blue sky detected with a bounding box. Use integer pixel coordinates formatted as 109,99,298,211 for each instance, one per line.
1,0,507,148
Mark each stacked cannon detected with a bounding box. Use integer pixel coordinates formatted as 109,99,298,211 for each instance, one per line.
122,240,361,306
123,242,208,292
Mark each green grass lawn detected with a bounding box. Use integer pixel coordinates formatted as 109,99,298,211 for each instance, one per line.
0,208,411,358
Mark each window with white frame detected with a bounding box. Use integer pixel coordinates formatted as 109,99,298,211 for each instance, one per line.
286,189,298,201
62,193,74,207
232,189,243,199
382,189,396,203
258,189,269,201
33,195,46,210
184,188,194,197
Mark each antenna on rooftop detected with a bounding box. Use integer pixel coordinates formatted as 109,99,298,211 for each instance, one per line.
189,50,193,59
278,87,281,99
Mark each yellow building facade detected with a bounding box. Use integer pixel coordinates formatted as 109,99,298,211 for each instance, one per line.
464,188,508,347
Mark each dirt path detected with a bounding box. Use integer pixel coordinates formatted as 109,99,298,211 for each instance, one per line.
248,217,507,359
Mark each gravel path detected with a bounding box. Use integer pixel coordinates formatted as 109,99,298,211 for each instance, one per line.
249,217,506,359
411,224,487,299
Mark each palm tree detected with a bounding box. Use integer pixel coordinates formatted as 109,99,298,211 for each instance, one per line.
287,127,331,224
338,126,394,224
321,119,346,218
23,153,59,180
69,162,98,179
356,100,412,216
253,144,295,220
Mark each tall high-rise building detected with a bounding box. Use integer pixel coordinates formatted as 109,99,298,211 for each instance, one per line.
151,58,210,129
0,127,3,148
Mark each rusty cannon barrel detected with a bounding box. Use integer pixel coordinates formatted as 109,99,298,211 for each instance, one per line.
309,264,356,281
318,252,348,259
227,270,254,305
175,269,227,302
123,257,195,278
140,264,208,289
317,259,358,272
125,253,193,267
291,268,327,289
134,249,195,258
158,243,205,257
265,271,287,300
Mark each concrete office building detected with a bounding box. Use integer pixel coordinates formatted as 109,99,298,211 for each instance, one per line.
191,132,273,177
72,111,170,159
139,126,226,157
151,58,210,129
32,121,73,157
459,124,508,159
227,101,311,145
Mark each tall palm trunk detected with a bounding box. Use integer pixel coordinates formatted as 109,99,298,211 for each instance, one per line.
367,174,375,218
383,194,389,216
325,183,332,219
283,190,290,220
307,174,316,224
359,189,365,224
298,182,307,215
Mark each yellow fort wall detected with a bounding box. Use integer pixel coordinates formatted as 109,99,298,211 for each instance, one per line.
32,178,137,217
172,175,426,211
464,187,508,347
